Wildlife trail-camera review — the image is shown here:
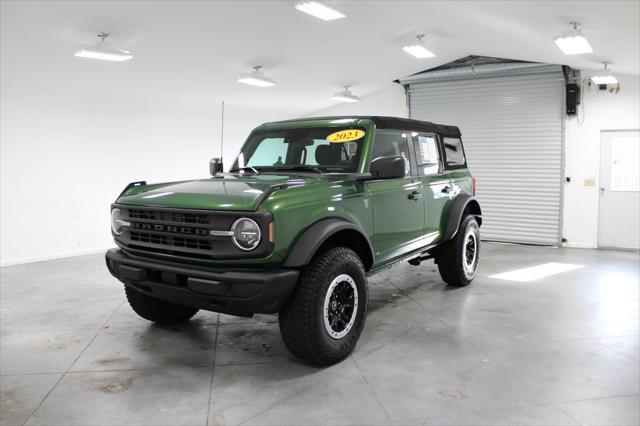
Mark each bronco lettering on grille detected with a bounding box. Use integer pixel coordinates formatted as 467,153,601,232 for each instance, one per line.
133,222,208,236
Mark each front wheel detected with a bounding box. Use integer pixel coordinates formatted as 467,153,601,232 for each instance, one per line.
279,247,368,366
435,215,480,286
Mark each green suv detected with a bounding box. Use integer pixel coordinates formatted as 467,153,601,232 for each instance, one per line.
106,116,482,365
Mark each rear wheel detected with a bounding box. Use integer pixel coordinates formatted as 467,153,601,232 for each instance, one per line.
436,215,480,286
125,286,199,324
279,247,367,366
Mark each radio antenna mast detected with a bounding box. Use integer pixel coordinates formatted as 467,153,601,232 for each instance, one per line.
220,100,225,163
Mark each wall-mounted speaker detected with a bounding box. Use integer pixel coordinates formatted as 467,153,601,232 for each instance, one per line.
566,83,580,115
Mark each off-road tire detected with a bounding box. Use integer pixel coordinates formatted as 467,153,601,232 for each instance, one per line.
436,215,480,287
279,247,368,366
125,286,199,324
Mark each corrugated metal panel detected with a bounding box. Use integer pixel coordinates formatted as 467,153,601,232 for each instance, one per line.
408,71,564,245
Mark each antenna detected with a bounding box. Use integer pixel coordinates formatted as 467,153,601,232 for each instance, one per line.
220,101,225,160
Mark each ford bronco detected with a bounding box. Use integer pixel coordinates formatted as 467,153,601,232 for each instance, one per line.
106,116,482,365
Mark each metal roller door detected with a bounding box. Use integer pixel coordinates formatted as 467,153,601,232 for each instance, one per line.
402,64,564,245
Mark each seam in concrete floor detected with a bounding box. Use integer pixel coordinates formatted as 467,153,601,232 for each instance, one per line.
19,301,124,425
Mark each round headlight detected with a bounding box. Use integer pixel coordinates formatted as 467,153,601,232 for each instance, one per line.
231,218,261,251
111,208,124,235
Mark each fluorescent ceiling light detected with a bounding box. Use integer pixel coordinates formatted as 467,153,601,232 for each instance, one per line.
591,75,618,85
295,1,345,21
554,35,593,55
403,34,435,59
591,62,618,85
74,48,133,62
403,45,435,59
238,66,276,87
332,86,360,103
489,262,584,282
74,33,133,62
554,22,593,55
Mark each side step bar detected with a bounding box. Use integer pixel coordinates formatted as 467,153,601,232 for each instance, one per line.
407,251,434,266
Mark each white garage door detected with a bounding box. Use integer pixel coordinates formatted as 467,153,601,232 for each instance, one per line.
402,64,564,245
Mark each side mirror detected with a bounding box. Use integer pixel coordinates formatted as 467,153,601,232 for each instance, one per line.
369,155,406,179
210,158,223,176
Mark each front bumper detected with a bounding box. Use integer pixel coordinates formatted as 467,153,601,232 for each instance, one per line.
105,248,299,317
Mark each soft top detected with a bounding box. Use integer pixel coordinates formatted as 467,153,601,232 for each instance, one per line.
263,116,462,138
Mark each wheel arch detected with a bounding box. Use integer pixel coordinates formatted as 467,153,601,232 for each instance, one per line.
282,219,374,271
441,194,482,243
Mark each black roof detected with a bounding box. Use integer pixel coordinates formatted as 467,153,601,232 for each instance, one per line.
264,116,462,138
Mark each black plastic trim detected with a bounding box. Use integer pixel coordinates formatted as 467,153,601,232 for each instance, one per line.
106,248,298,316
263,116,462,138
440,194,482,242
283,219,374,269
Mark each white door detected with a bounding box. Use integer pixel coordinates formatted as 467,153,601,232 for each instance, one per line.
598,130,640,249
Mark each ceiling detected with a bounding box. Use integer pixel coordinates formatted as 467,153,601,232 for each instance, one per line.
2,0,638,115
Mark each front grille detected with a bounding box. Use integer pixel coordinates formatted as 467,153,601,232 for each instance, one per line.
129,231,213,251
118,206,223,256
113,204,273,259
128,209,210,225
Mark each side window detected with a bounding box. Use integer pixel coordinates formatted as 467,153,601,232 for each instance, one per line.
442,137,466,168
371,131,412,176
413,134,441,175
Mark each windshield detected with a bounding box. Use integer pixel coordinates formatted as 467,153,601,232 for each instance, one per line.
231,127,366,174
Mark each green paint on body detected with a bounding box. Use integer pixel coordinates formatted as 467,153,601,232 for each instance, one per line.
113,117,475,272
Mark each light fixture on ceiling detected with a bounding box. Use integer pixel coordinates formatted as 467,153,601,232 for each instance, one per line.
402,34,435,59
591,62,618,85
237,66,276,87
332,86,360,103
295,1,345,21
554,21,593,55
74,33,133,62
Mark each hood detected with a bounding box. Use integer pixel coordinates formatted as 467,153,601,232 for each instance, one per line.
117,174,325,211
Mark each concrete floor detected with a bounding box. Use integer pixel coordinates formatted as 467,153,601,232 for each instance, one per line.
0,243,638,426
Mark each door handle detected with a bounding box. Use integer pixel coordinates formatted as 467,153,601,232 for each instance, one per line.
408,191,423,201
441,186,451,194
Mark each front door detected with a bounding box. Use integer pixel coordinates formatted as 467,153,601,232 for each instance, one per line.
598,130,640,249
367,130,425,263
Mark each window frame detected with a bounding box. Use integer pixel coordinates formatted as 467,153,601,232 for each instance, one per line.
370,129,418,178
440,136,468,170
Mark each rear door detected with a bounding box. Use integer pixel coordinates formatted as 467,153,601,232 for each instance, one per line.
410,132,451,241
366,130,425,264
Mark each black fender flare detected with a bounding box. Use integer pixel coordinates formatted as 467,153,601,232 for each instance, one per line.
283,219,374,269
440,194,482,242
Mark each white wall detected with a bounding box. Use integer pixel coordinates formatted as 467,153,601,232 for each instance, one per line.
0,87,285,266
306,84,408,118
0,82,407,266
563,72,640,248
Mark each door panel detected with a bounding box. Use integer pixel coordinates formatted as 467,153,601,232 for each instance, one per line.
411,133,450,239
598,130,640,249
367,130,424,263
422,176,453,237
367,178,425,263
